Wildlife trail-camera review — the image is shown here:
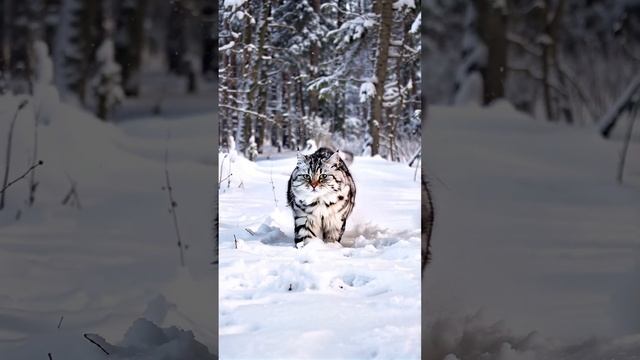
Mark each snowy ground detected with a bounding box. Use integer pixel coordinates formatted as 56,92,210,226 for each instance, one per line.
423,101,640,359
0,94,216,359
218,152,422,359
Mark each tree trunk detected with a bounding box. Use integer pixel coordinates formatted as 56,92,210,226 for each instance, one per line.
475,0,507,105
540,0,554,120
370,0,393,156
308,0,321,119
241,2,254,151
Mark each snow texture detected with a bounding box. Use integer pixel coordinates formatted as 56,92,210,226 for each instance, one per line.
0,94,216,358
224,0,247,11
219,153,421,359
424,101,640,359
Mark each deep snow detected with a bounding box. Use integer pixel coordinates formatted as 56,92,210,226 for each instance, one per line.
423,101,640,359
218,152,422,359
0,94,216,359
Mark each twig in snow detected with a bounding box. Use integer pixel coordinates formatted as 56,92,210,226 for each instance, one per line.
0,99,28,210
219,173,233,187
245,228,255,236
57,315,64,329
61,173,81,209
28,106,41,206
234,234,238,249
48,353,53,360
0,161,43,196
218,154,227,189
83,333,110,355
163,131,186,267
407,146,421,167
617,102,639,184
269,168,278,207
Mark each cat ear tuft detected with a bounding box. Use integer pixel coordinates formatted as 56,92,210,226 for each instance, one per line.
297,152,306,163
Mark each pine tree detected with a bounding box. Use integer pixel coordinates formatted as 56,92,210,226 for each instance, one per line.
63,0,103,105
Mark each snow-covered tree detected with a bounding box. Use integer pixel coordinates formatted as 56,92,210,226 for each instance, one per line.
63,0,103,105
93,37,124,120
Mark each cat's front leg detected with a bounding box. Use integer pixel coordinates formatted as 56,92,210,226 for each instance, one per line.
322,217,346,243
293,215,321,246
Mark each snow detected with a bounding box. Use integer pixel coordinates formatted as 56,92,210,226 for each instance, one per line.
93,38,125,115
224,0,247,11
32,40,60,124
359,81,377,103
33,40,54,84
219,41,236,52
424,102,640,358
218,153,421,358
453,72,483,105
393,0,416,10
0,94,216,358
410,13,421,34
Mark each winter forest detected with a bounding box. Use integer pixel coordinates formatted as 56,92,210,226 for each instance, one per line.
218,0,422,161
426,0,640,138
0,1,218,358
0,0,215,119
423,1,640,359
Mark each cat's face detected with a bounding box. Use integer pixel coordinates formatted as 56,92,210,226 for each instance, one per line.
292,152,342,198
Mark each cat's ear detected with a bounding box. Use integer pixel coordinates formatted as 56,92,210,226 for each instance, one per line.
328,149,341,164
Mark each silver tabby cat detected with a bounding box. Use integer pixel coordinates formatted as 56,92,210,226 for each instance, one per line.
287,148,356,246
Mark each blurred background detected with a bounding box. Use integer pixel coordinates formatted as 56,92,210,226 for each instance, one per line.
422,1,640,359
0,0,216,121
0,1,218,358
424,0,640,131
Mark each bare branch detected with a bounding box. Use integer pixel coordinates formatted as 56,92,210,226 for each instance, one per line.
0,161,43,195
163,131,186,267
219,104,274,123
0,99,29,209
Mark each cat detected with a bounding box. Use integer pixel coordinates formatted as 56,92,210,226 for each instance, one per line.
287,147,356,246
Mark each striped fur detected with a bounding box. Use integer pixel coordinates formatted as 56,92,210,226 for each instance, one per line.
287,148,356,246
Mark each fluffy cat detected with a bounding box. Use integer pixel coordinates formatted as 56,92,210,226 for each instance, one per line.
287,148,356,246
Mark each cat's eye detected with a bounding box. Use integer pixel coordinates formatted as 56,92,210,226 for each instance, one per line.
320,174,327,179
303,174,310,179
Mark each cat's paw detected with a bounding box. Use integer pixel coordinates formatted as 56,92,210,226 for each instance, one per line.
295,236,324,249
